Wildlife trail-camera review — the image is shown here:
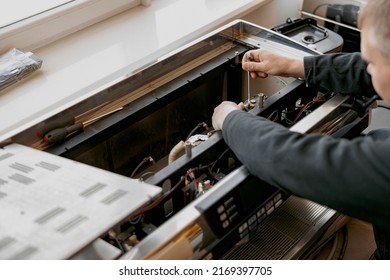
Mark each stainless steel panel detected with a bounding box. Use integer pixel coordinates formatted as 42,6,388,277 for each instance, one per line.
0,143,161,259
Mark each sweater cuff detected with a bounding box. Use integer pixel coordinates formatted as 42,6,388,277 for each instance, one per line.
303,55,316,86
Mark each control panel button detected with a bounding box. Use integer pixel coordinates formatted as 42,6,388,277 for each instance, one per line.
265,200,274,210
248,214,257,225
266,206,275,215
273,193,282,202
219,212,227,222
217,205,225,214
238,222,248,233
222,220,230,228
257,207,265,217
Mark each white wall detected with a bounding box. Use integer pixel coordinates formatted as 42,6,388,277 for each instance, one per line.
243,0,301,28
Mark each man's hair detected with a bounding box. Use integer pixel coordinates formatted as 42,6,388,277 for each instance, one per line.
358,0,390,55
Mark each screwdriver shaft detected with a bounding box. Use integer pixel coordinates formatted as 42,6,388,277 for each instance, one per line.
247,71,250,105
246,53,253,107
83,106,123,126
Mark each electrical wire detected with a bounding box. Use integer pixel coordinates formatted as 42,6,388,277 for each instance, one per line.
108,233,126,255
130,162,216,220
169,123,210,165
210,147,231,173
138,171,156,181
186,122,209,141
313,3,331,15
281,109,295,126
168,140,186,164
291,95,327,125
130,175,185,220
377,104,390,111
129,216,142,225
130,156,155,178
267,110,279,122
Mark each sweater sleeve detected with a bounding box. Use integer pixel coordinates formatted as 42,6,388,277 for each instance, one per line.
304,52,377,97
222,109,390,229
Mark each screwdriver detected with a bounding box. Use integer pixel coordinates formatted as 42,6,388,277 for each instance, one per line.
36,102,111,138
36,113,75,138
246,52,253,109
43,122,83,144
42,107,123,144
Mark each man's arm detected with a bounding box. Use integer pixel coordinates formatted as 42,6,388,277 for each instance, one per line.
220,110,390,230
242,50,376,97
304,52,376,96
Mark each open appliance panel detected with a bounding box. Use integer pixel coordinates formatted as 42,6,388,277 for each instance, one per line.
7,20,371,259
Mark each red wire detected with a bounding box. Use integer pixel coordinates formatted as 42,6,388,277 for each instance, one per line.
130,162,216,220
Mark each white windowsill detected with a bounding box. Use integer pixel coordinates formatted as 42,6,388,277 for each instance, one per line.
0,0,272,143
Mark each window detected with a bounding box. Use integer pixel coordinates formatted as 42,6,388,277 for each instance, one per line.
0,0,141,53
0,0,73,29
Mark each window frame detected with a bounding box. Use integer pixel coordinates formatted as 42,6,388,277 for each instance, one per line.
0,0,141,54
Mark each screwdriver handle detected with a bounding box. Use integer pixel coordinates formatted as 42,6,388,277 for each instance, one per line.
36,114,75,138
41,107,123,144
43,122,83,144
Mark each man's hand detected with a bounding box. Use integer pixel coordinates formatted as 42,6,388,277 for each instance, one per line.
242,49,305,79
212,101,241,130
